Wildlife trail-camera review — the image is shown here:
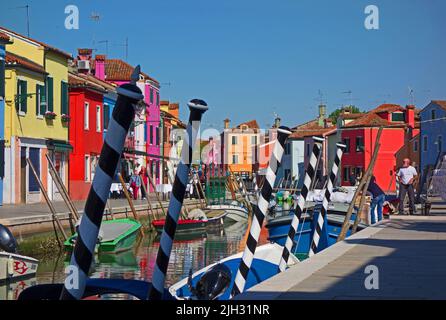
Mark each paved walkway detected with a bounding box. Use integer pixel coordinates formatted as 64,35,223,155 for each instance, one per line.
240,215,446,300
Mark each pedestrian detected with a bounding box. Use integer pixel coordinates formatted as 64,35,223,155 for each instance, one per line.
397,158,418,215
367,175,385,224
129,169,142,200
139,166,149,200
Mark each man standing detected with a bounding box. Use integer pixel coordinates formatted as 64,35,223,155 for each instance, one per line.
367,175,385,224
397,158,418,215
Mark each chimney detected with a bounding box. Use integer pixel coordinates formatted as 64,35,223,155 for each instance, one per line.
324,118,333,128
318,104,326,126
77,48,93,74
405,105,415,129
224,118,230,129
274,116,281,128
94,54,106,80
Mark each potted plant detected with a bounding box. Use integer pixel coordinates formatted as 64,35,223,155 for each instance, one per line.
61,114,71,122
44,111,57,120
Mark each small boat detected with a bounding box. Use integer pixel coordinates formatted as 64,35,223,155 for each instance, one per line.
152,208,227,234
266,206,367,259
0,252,39,283
64,218,142,254
0,224,39,283
169,243,299,300
206,201,249,223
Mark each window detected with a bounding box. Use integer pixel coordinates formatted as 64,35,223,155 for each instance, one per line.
85,155,91,181
285,142,291,155
232,154,238,164
103,104,110,131
355,136,364,152
17,79,27,114
149,125,153,145
156,92,160,106
0,58,4,97
36,84,46,116
251,135,257,145
413,140,418,152
150,88,154,104
342,138,350,153
96,105,101,132
343,166,350,183
422,136,428,152
28,148,40,192
306,143,310,157
91,156,99,180
84,102,89,130
156,127,160,146
46,77,54,112
61,81,68,115
355,167,363,178
232,136,237,145
438,136,443,153
432,110,437,120
391,112,405,122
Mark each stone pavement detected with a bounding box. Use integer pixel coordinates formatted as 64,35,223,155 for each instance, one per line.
240,215,446,300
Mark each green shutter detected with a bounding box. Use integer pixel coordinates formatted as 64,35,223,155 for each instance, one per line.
36,84,39,115
61,81,68,115
15,80,19,111
21,80,27,113
40,85,46,115
47,77,54,112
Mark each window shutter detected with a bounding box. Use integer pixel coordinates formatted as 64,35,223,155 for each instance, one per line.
21,80,27,113
15,80,19,111
61,81,68,115
36,84,39,115
40,85,46,115
47,77,54,112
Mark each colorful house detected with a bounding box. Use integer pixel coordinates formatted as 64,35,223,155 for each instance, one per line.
339,104,419,193
419,100,446,186
1,27,72,204
67,71,116,200
221,119,260,177
0,32,13,205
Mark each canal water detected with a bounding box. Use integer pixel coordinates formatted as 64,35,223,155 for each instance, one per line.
1,220,270,300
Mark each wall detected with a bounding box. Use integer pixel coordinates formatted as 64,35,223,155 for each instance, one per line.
420,103,446,172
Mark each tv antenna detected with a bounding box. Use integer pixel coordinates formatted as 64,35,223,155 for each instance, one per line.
408,86,415,105
9,5,30,37
90,12,101,22
113,37,129,61
341,90,359,107
97,40,109,55
314,89,327,105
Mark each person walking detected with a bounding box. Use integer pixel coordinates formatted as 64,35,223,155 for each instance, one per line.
139,166,149,200
367,175,385,224
397,158,418,215
129,169,142,200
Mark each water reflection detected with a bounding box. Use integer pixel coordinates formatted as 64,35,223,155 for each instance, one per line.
1,220,271,300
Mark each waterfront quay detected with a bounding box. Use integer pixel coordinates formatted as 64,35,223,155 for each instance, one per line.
239,215,446,300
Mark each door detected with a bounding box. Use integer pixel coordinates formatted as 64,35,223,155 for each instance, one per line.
20,147,27,204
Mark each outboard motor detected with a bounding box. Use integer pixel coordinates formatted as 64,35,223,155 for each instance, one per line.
0,224,18,253
187,264,232,300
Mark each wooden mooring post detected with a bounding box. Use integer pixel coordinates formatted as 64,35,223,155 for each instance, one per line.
26,158,67,242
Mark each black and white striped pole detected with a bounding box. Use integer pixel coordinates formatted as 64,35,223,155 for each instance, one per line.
60,67,144,300
231,126,291,297
148,99,208,300
309,142,346,257
278,137,323,272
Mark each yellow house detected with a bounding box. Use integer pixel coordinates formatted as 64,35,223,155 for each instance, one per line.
1,27,72,204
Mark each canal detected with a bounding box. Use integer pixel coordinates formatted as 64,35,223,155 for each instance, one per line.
1,220,270,300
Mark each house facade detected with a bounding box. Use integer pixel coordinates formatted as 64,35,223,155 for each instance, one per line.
420,100,446,177
1,27,71,204
340,104,419,193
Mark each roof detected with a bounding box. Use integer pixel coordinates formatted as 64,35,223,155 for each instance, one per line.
344,112,391,128
338,112,364,120
0,26,72,59
0,31,12,43
290,124,335,139
236,120,259,129
68,72,114,94
100,58,159,85
5,52,47,74
372,103,405,114
430,100,446,111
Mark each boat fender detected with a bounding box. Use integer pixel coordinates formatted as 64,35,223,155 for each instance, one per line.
0,224,18,253
187,264,232,300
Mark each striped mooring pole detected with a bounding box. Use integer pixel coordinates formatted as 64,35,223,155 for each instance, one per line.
60,67,144,300
309,143,346,257
231,126,291,297
148,99,208,300
278,136,323,272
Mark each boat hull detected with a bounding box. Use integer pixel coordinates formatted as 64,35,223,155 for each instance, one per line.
0,252,39,283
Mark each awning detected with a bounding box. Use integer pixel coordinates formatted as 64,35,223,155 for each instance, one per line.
46,140,73,152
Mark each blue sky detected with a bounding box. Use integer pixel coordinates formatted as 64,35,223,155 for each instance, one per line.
1,0,445,130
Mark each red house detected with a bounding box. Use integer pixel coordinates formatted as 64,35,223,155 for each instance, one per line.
68,71,115,200
340,104,419,193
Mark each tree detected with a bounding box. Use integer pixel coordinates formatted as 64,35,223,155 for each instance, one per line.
329,105,361,123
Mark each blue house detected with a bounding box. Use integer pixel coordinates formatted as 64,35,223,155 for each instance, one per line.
0,32,13,206
420,100,446,175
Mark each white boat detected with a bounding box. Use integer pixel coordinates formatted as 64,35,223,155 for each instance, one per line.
206,202,249,223
0,252,39,283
